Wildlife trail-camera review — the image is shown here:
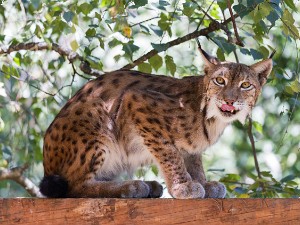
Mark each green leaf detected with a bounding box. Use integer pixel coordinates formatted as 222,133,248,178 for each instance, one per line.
86,28,96,37
108,38,122,48
212,37,235,54
165,55,176,75
122,42,139,59
290,80,300,93
78,3,93,15
0,35,5,42
158,13,171,35
151,165,159,176
149,54,163,71
220,173,241,182
284,0,297,11
281,174,296,183
258,2,272,18
94,12,102,22
70,40,79,51
250,48,263,60
151,43,169,52
260,171,273,178
2,146,12,161
149,25,163,37
248,181,261,190
258,46,270,58
86,57,103,70
133,0,148,8
138,63,152,73
216,48,225,61
281,9,300,39
233,4,251,18
63,11,75,22
252,121,263,134
182,2,195,17
247,172,258,180
13,52,22,66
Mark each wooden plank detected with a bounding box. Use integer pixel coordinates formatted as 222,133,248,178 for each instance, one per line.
0,198,299,225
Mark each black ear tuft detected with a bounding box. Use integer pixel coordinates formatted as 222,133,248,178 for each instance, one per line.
196,39,220,69
39,175,68,198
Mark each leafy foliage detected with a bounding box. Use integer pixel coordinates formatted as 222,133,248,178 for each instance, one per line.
0,0,299,197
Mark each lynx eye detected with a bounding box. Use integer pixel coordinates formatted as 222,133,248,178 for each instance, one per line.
241,81,252,90
214,77,225,86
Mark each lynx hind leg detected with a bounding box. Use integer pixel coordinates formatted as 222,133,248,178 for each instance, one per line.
70,179,152,198
144,181,163,198
64,133,155,198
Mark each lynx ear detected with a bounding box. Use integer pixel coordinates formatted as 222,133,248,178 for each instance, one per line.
196,39,220,71
250,58,273,86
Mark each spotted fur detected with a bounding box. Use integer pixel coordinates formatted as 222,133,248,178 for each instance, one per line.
40,51,273,198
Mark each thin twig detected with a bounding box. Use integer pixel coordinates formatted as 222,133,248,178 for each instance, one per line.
226,0,244,46
191,0,216,31
247,117,262,179
0,42,103,77
0,165,43,197
130,16,160,27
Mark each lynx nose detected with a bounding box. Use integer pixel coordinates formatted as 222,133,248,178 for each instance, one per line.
224,99,235,105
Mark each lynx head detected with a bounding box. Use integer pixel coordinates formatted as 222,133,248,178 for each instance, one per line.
200,47,273,124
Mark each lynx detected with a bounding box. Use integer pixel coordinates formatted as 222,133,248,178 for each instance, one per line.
40,45,273,198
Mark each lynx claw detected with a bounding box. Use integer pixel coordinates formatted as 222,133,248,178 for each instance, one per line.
204,181,226,198
171,181,205,199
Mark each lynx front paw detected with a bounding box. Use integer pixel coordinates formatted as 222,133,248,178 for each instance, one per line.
171,181,205,199
204,181,226,198
121,180,150,198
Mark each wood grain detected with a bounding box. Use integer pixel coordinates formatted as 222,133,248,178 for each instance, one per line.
0,198,299,225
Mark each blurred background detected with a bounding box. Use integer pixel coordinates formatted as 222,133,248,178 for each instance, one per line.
0,0,299,197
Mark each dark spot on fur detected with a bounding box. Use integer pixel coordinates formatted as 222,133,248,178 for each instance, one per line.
80,154,86,165
151,101,158,107
54,123,60,130
127,102,132,110
132,94,138,101
74,147,78,154
75,109,83,116
137,108,146,114
96,81,104,87
62,124,68,130
87,87,93,95
61,133,66,142
99,90,110,101
185,132,191,139
112,78,120,87
79,132,86,137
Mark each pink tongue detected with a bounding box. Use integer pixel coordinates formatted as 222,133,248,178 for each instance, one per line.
221,104,235,112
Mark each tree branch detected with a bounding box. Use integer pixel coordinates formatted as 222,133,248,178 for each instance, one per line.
226,0,244,47
121,15,238,70
247,117,262,179
0,42,103,77
0,165,43,197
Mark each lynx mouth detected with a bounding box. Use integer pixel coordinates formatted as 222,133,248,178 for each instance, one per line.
218,104,239,116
